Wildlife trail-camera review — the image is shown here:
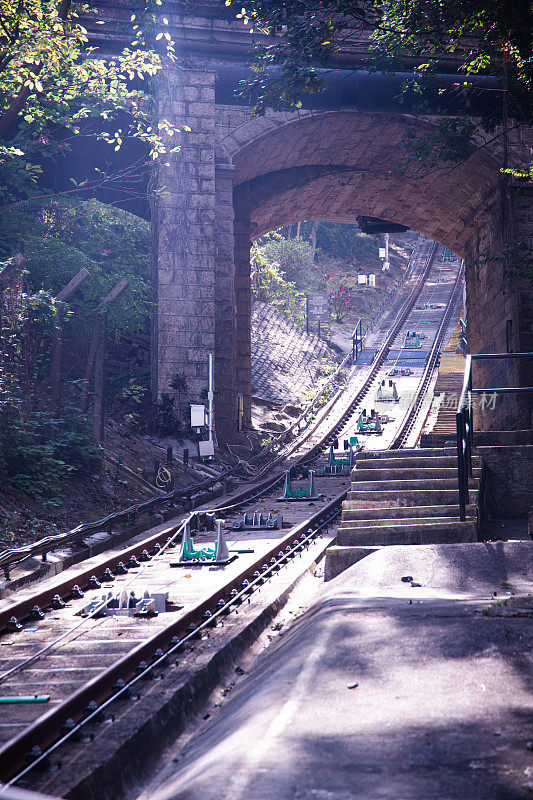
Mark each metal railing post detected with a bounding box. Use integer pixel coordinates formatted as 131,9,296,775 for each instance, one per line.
464,407,472,478
456,410,465,521
467,367,474,472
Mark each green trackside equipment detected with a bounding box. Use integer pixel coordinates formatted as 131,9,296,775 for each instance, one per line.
178,520,230,564
316,444,354,476
403,330,421,349
357,409,383,434
0,695,50,704
327,443,354,467
278,469,322,501
376,379,399,403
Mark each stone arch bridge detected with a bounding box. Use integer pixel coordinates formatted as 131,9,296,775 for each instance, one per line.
90,4,533,439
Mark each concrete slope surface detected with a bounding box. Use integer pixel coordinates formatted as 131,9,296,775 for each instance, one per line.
251,302,337,404
145,542,533,800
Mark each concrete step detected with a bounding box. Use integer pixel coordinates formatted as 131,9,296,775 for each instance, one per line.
340,515,475,529
346,489,478,506
348,478,480,492
337,520,477,546
351,467,482,481
342,504,477,519
357,447,458,459
419,433,456,447
353,456,481,469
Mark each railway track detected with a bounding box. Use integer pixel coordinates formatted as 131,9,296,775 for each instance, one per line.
0,242,463,790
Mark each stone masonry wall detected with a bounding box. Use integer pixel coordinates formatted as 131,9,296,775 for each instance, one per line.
152,66,218,425
480,445,533,517
152,66,532,440
465,184,533,431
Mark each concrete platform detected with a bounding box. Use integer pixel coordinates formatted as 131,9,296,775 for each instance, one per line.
142,541,533,800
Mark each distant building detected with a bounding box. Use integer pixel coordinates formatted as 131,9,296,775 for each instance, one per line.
357,274,368,285
368,273,376,287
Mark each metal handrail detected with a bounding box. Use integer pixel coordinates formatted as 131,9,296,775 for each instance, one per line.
456,351,533,520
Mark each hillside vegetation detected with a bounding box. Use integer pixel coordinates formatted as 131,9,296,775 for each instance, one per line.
0,201,411,522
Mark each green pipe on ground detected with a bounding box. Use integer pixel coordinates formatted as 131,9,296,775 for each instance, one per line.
0,695,50,703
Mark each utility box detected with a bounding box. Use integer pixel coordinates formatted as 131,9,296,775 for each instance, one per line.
198,439,215,458
190,404,206,428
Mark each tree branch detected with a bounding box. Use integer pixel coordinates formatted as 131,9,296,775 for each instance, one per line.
0,0,72,139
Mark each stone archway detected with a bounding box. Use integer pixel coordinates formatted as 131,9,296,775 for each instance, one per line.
227,112,513,432
152,67,531,438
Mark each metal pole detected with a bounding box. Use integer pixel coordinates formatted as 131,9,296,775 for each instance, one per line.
465,414,472,478
456,410,466,521
207,352,214,445
461,413,470,508
467,369,474,465
306,296,309,334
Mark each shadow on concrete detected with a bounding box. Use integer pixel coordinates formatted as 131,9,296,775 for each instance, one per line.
145,589,532,800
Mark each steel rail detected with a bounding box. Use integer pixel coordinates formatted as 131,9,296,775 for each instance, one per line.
0,239,428,583
297,242,439,454
0,470,287,632
254,242,438,475
0,249,418,578
0,244,440,632
390,260,465,449
254,243,426,460
0,492,346,784
0,242,457,785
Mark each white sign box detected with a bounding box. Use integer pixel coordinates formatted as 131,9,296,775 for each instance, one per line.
190,404,206,428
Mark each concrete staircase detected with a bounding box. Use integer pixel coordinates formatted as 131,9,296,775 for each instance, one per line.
325,447,482,580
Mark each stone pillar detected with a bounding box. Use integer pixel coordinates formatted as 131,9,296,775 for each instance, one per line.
151,67,216,419
214,163,237,438
465,183,533,431
234,216,253,427
513,184,533,428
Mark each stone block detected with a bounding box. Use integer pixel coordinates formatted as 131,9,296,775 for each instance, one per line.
199,87,216,102
185,71,216,87
183,86,200,102
480,445,533,517
188,348,209,363
170,101,186,116
200,271,215,286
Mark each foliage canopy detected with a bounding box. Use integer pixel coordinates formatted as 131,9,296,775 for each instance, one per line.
0,0,181,208
228,0,532,171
